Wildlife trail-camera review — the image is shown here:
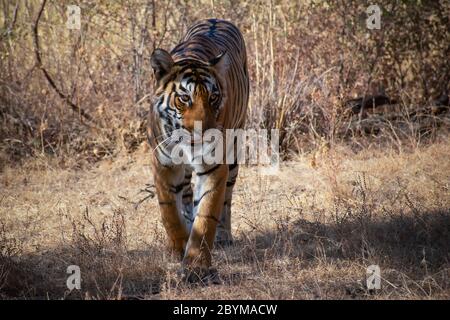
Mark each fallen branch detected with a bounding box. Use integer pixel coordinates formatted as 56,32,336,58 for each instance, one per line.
346,94,397,114
32,0,95,124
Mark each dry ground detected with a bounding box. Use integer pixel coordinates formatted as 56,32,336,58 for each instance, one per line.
0,141,449,299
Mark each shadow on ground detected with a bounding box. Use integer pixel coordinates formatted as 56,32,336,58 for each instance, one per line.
246,208,450,270
1,208,449,299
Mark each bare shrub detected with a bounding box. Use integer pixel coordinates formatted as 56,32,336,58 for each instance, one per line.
0,1,449,165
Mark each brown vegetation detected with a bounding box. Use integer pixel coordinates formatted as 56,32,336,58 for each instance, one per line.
1,142,449,299
0,0,449,299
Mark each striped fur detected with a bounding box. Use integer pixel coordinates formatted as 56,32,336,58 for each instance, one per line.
148,19,249,277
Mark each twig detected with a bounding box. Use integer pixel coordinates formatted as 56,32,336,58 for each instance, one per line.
133,184,156,210
32,0,95,125
118,184,156,210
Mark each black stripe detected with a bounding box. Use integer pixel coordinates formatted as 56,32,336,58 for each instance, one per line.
158,145,172,159
193,189,214,207
179,64,211,75
183,213,194,222
196,214,220,223
170,182,190,194
181,72,194,79
226,181,236,187
185,78,195,86
154,155,172,168
197,164,221,176
159,201,175,206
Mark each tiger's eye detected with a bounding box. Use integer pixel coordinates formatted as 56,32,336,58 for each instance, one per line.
210,93,219,101
178,94,190,104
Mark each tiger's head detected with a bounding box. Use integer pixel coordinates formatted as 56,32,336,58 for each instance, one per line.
150,49,229,138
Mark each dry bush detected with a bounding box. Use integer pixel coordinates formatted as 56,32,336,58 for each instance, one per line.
0,0,449,166
57,207,166,299
0,0,449,300
0,206,167,299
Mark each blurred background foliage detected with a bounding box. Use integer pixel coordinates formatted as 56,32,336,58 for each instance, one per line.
0,0,449,167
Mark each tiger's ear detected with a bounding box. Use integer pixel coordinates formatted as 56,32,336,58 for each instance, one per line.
209,52,230,75
151,49,174,81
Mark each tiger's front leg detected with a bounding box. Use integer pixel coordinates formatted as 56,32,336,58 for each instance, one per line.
151,155,190,257
182,164,228,280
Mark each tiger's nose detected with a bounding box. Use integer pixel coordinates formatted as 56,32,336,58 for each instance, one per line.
193,101,215,131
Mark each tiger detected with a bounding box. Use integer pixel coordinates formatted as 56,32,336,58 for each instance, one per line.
147,18,249,281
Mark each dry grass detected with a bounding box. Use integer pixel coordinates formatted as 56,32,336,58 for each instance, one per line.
1,0,449,300
1,141,449,299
